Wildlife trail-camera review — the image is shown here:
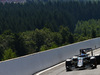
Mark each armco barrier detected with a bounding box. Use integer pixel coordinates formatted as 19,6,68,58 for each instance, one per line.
0,38,100,75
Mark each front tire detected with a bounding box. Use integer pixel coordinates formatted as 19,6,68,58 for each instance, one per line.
66,60,72,72
66,67,72,71
90,57,97,69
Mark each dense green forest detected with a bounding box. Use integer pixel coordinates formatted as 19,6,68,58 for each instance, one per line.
0,1,100,33
0,19,100,61
0,1,100,60
28,0,100,3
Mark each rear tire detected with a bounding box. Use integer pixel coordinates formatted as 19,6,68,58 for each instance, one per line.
95,55,100,65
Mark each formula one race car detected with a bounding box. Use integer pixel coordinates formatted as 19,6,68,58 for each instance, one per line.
65,48,100,71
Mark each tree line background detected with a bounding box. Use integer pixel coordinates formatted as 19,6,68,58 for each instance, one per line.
1,1,100,33
0,1,100,60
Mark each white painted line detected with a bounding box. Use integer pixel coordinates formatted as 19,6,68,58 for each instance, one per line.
35,62,65,75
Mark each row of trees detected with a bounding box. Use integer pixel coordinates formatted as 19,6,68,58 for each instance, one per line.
74,19,100,42
1,1,100,61
75,19,100,38
1,19,100,61
28,0,100,3
0,26,74,60
1,1,100,33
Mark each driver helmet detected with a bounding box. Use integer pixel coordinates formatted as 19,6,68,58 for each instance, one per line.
81,50,86,54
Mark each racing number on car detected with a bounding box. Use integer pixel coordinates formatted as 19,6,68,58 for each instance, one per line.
79,59,82,63
78,59,83,67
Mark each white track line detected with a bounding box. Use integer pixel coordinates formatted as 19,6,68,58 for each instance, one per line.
35,62,65,75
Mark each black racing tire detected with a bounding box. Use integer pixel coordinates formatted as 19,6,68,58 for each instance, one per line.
66,60,72,72
66,67,72,72
90,58,97,69
95,55,100,65
91,64,97,69
94,64,97,68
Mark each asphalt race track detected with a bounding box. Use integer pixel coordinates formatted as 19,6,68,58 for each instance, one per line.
39,63,100,75
35,48,100,75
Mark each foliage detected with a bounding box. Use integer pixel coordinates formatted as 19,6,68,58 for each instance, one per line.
0,20,99,61
2,48,16,61
13,33,28,56
75,19,100,38
40,45,48,51
0,1,100,61
74,19,100,42
0,1,100,33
